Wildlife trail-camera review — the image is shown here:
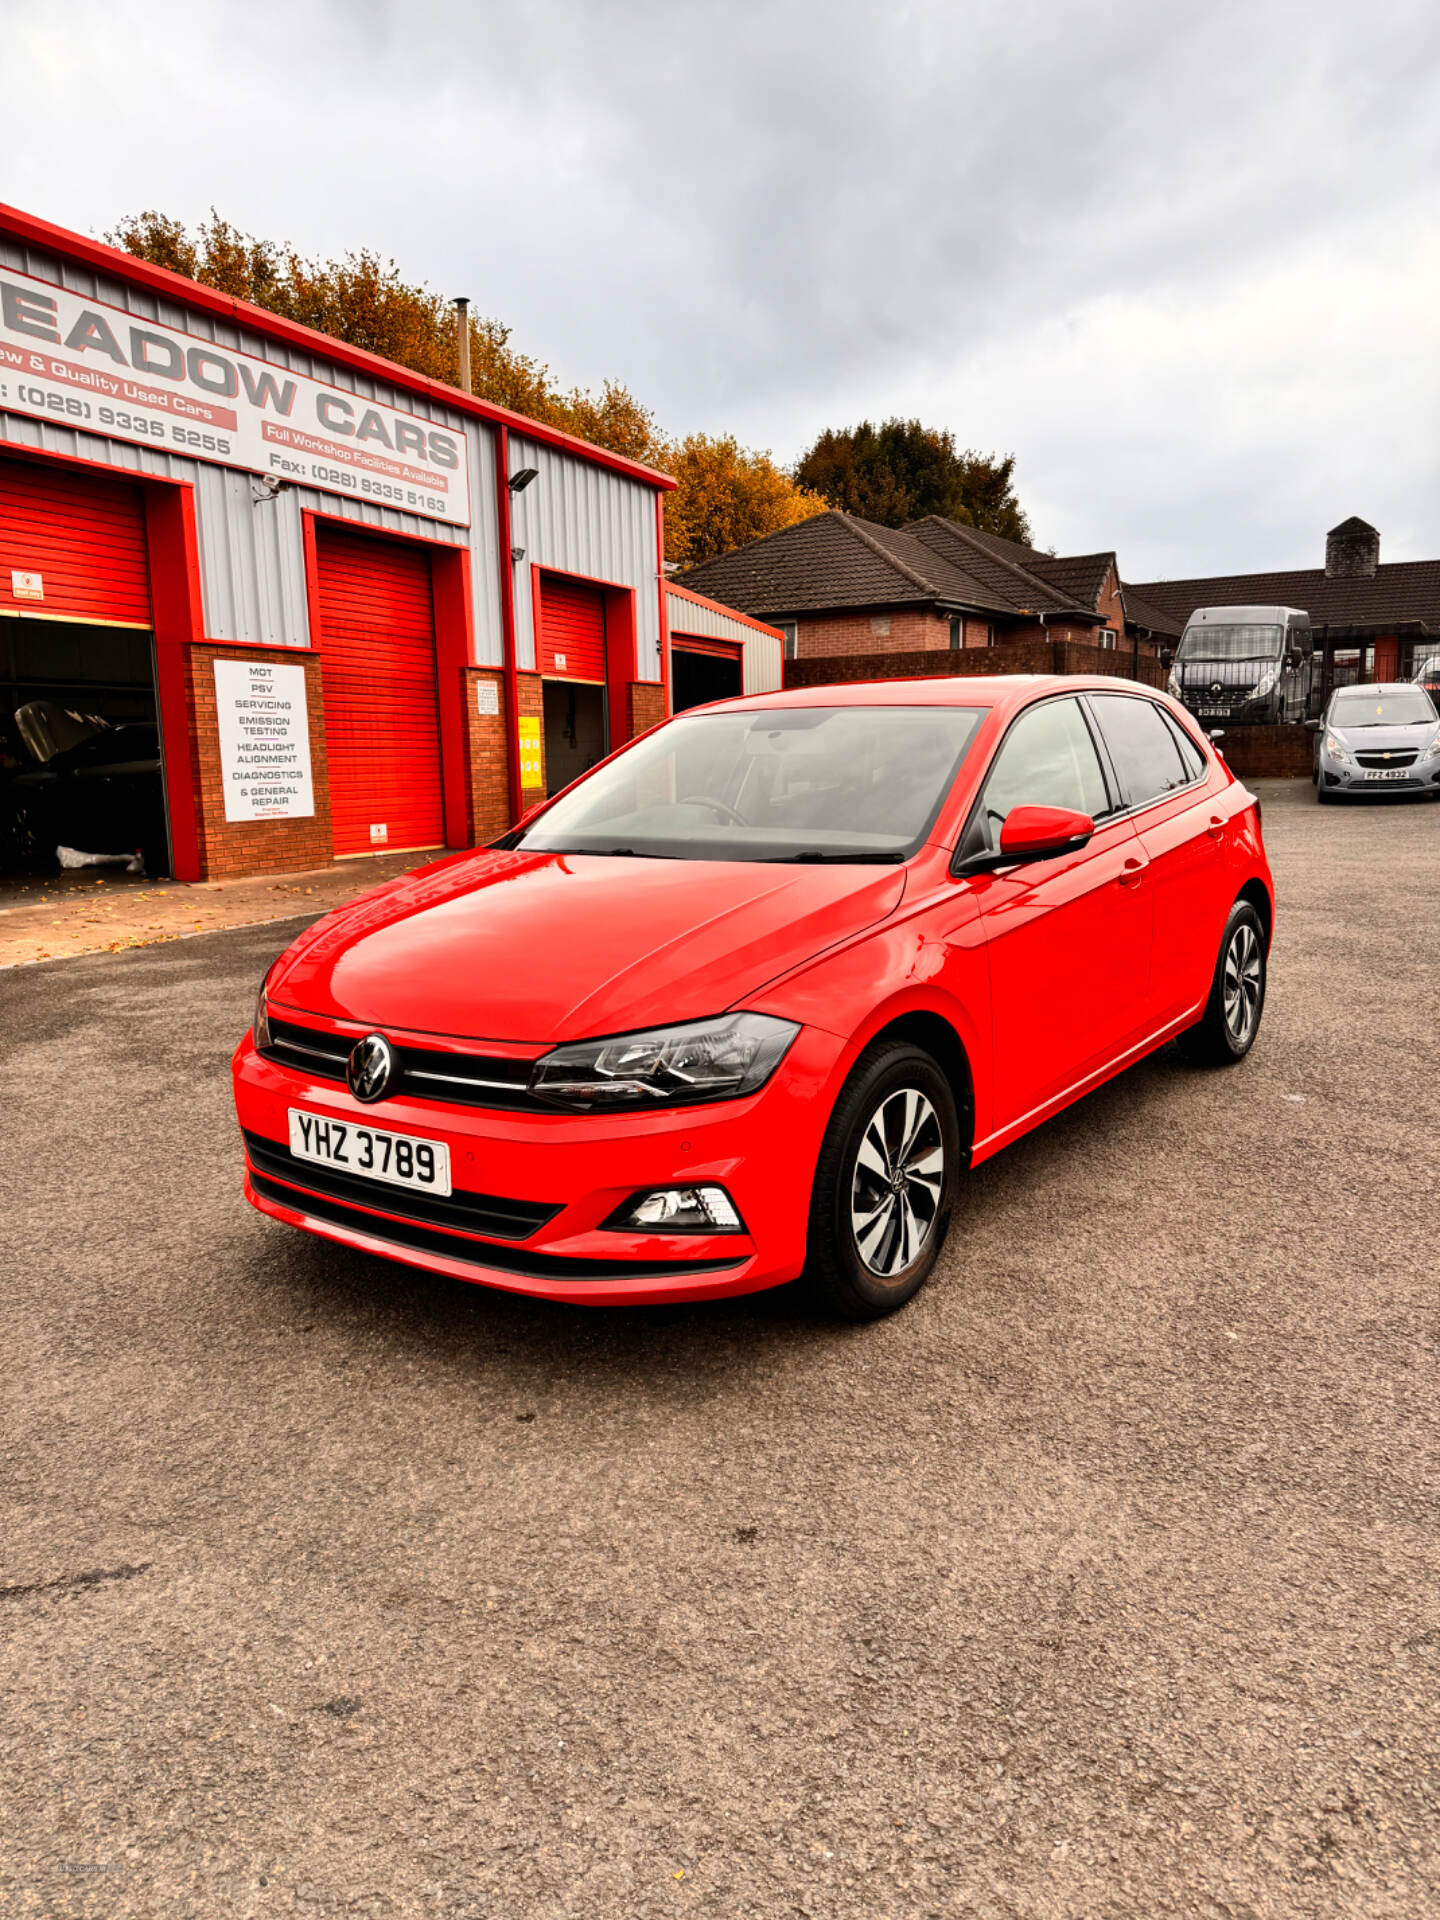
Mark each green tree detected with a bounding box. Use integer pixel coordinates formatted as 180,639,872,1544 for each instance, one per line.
794,418,1032,544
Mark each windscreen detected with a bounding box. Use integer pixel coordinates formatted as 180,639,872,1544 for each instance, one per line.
1176,624,1284,664
516,705,987,862
1331,689,1437,728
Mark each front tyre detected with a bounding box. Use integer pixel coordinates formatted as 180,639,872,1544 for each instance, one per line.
805,1042,959,1321
1177,900,1267,1068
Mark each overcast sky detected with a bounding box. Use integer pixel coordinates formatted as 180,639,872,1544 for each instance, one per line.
7,0,1440,578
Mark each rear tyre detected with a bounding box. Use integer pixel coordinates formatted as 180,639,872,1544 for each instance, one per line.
1177,900,1267,1068
804,1042,959,1321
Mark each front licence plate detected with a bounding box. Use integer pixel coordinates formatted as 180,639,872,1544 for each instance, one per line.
288,1108,452,1196
1362,770,1408,781
1199,707,1227,717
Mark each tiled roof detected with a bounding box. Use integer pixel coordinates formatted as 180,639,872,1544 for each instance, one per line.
1128,561,1440,636
676,511,1019,618
901,518,1082,614
1118,586,1185,639
678,510,1104,622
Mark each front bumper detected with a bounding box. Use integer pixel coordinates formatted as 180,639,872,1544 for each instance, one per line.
232,1024,846,1305
1320,754,1440,794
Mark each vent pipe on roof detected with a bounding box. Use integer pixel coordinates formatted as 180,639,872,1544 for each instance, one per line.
1326,517,1378,579
454,296,472,394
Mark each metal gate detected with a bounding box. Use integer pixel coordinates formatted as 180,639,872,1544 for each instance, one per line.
0,458,151,627
538,575,607,683
314,526,444,857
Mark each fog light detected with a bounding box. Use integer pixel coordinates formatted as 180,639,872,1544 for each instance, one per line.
603,1186,746,1234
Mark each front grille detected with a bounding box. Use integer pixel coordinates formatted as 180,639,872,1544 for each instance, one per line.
242,1130,560,1241
264,1017,349,1081
1355,750,1418,769
248,1171,747,1281
260,1018,549,1112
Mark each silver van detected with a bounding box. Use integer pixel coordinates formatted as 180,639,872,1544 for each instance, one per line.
1167,605,1313,725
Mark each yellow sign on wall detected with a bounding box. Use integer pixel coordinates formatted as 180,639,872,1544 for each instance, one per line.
517,714,543,786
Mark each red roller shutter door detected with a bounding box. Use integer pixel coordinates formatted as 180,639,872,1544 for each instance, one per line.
539,575,606,682
315,527,444,856
0,458,151,625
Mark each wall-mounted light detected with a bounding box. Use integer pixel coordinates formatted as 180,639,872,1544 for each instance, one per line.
508,467,539,494
511,546,526,563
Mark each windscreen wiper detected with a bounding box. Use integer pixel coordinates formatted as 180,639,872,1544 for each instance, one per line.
761,849,905,864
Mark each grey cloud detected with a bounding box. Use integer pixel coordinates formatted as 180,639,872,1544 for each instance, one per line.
6,0,1440,571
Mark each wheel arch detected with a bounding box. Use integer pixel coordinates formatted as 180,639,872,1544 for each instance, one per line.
862,1009,976,1167
1237,877,1273,950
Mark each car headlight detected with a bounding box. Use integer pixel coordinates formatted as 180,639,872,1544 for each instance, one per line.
1324,733,1351,763
1418,729,1440,761
1252,668,1278,700
252,969,273,1049
530,1012,800,1110
1166,670,1182,698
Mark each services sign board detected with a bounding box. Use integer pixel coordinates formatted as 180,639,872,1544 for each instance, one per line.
0,268,470,527
213,658,315,822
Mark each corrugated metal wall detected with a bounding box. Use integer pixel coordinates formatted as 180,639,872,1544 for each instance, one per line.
509,436,662,679
667,588,784,695
0,240,506,662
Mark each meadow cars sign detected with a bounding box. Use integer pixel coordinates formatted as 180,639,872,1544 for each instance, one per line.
0,268,470,527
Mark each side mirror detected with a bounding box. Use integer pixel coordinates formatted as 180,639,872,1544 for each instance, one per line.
1303,718,1321,732
956,805,1095,875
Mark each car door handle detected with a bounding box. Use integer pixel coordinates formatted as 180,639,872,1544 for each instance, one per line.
1206,816,1224,840
1118,858,1144,888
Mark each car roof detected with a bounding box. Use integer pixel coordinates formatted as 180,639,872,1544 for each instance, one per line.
695,674,1167,719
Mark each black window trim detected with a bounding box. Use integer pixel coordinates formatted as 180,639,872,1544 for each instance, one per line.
950,689,1123,874
1078,688,1210,822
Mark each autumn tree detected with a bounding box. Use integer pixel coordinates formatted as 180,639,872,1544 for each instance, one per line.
662,435,828,570
795,418,1032,544
106,212,879,565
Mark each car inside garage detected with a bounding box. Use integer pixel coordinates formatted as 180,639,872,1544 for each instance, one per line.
0,456,169,879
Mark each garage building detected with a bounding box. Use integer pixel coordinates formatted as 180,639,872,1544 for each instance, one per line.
0,201,689,882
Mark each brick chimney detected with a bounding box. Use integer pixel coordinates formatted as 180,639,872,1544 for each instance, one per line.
1325,516,1379,579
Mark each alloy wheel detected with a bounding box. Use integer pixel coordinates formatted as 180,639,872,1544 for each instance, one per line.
1223,922,1262,1045
849,1088,945,1278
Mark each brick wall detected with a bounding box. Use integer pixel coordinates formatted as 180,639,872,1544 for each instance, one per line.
795,609,954,657
628,682,666,737
783,638,1167,691
1208,725,1314,778
463,668,512,844
187,643,333,880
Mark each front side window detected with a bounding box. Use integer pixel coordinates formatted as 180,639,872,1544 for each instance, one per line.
1089,694,1191,807
971,698,1110,853
515,704,987,863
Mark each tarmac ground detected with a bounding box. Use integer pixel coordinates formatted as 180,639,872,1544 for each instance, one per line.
3,778,1438,1918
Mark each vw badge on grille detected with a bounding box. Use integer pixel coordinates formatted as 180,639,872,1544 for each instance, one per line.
347,1033,394,1103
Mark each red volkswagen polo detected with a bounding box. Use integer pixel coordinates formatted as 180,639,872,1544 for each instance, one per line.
233,677,1272,1319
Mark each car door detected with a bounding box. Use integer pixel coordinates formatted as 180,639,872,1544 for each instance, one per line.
961,693,1152,1138
1086,693,1231,1029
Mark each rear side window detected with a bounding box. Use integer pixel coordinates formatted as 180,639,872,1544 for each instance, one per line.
1089,695,1191,807
974,697,1111,852
1162,710,1207,781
